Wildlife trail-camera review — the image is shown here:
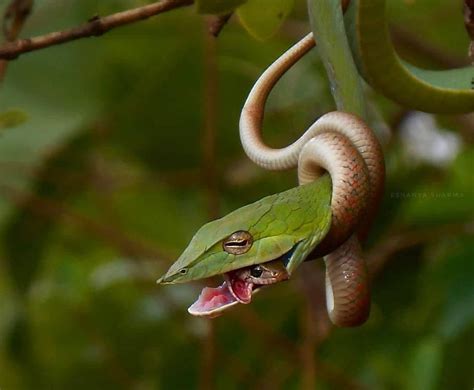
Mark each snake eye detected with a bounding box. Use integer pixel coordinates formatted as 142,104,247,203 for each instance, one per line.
250,265,263,278
223,230,253,255
179,268,188,275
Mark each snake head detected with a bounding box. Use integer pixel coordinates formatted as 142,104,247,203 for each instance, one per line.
157,175,332,316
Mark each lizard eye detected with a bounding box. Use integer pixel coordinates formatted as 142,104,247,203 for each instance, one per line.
223,230,253,255
250,265,263,278
179,268,188,275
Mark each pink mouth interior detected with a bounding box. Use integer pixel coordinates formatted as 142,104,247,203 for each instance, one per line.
187,272,254,317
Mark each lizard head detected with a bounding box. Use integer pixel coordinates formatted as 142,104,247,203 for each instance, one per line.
157,175,332,317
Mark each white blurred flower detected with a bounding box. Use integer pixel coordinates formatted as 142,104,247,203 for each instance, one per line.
400,112,461,167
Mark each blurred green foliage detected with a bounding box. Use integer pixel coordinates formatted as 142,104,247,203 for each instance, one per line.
0,110,28,131
0,0,472,388
197,0,247,14
237,0,295,40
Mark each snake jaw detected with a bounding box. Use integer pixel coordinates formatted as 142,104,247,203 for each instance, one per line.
226,271,254,304
187,246,296,317
187,276,258,318
187,280,240,318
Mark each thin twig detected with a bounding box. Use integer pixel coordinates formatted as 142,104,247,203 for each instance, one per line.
0,184,171,260
367,221,474,277
300,303,317,389
291,221,473,388
0,0,194,60
201,20,220,220
231,306,365,389
255,360,294,390
233,307,299,356
207,12,232,37
314,358,367,390
465,0,474,62
298,265,332,343
198,20,220,390
0,0,34,81
198,320,216,390
2,0,33,40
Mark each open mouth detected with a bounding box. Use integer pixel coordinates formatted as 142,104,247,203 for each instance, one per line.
187,245,297,318
187,272,261,318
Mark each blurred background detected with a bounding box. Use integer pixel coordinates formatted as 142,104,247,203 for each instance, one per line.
0,0,472,388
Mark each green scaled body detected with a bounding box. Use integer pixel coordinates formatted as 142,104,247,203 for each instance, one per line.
345,0,474,114
158,175,332,284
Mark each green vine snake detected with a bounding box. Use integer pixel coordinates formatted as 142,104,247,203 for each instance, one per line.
157,0,474,326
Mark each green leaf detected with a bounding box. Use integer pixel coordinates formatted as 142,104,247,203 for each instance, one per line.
0,109,28,130
196,0,247,14
237,0,294,40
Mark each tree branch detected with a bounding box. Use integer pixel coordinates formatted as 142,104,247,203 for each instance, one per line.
207,13,232,37
0,0,194,60
0,0,34,81
198,23,220,390
366,221,473,277
465,0,474,62
2,0,33,40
